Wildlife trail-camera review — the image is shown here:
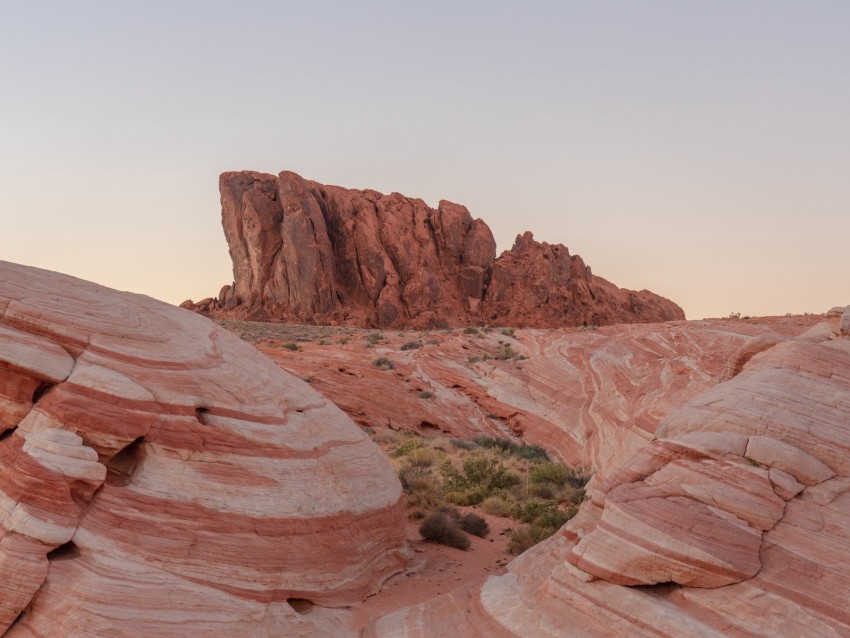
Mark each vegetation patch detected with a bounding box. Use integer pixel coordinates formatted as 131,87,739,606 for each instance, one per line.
372,357,395,370
384,432,590,555
419,511,470,550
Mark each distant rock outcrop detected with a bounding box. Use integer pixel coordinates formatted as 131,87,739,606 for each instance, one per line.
183,171,684,328
0,261,405,637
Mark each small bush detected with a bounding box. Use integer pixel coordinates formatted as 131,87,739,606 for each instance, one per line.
513,444,549,462
500,328,515,337
419,512,470,550
481,495,513,517
460,512,489,538
401,472,443,510
468,355,481,364
392,438,425,457
449,438,476,450
508,524,552,555
496,343,515,360
366,332,384,344
282,343,301,351
408,447,438,468
400,341,422,351
463,327,480,335
338,336,349,345
419,390,434,399
529,462,571,487
426,338,440,345
473,436,518,454
318,339,330,345
372,357,395,370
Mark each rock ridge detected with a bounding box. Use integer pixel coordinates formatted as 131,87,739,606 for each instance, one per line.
184,171,684,328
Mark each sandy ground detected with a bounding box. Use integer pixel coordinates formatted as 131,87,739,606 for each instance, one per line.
349,509,514,627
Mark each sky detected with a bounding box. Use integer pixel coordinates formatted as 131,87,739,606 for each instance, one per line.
1,1,848,320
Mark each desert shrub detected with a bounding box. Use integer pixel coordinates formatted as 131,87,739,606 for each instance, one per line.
403,474,443,510
500,328,515,337
392,438,424,457
473,436,517,454
372,357,394,370
318,339,330,345
559,486,586,506
529,482,556,500
513,444,549,462
366,332,384,344
512,501,573,530
338,336,349,345
468,355,481,364
400,341,422,350
440,454,521,505
529,461,571,487
419,390,434,399
426,338,440,345
408,447,438,468
463,327,479,335
282,343,301,351
449,438,476,450
496,343,515,360
419,512,470,550
481,495,513,517
508,524,552,555
460,512,489,538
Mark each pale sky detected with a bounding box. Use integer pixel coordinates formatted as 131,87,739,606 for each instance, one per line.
2,2,848,320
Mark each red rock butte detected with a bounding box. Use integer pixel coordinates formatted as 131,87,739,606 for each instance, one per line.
182,170,685,328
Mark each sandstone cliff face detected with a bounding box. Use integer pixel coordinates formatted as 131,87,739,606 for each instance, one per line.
369,306,850,637
190,171,684,328
0,261,405,637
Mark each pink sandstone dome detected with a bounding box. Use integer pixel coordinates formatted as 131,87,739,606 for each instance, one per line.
368,306,850,637
0,260,405,637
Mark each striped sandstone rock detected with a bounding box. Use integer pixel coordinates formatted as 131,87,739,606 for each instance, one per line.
0,261,405,637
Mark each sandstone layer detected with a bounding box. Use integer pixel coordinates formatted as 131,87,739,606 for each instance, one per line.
247,314,818,473
184,171,684,328
0,261,406,638
367,306,850,637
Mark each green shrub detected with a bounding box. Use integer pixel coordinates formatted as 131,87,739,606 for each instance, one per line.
463,327,479,335
481,495,513,517
513,444,549,462
440,453,521,505
419,512,470,550
372,357,394,370
408,447,438,468
496,343,515,360
529,462,571,487
400,341,422,351
473,436,518,454
508,524,552,554
392,438,424,457
460,512,489,538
